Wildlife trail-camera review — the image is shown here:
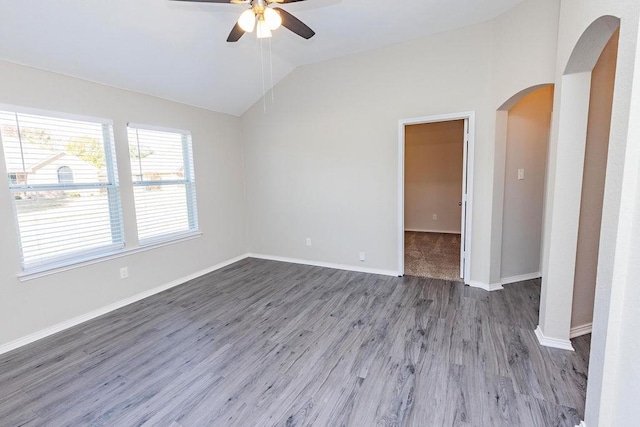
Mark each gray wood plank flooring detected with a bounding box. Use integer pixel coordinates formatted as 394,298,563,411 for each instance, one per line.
0,258,589,426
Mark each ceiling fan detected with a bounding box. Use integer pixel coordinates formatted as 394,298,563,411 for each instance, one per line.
172,0,315,42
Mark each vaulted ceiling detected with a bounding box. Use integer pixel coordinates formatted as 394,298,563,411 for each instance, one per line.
0,0,524,116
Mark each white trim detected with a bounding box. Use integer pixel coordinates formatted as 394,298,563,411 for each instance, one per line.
398,121,405,276
404,229,462,234
19,232,203,281
0,253,249,356
398,112,475,284
576,421,586,427
127,122,191,136
570,323,592,338
0,102,113,125
534,325,575,351
249,253,399,277
500,272,542,285
467,280,503,292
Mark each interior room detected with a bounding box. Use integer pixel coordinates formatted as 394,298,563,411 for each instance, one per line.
0,0,639,426
404,120,465,281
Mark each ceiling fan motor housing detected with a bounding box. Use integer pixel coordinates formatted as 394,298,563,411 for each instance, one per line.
173,0,315,42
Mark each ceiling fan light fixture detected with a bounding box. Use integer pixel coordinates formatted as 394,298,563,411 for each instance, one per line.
238,9,256,32
174,0,315,43
256,17,272,39
263,7,282,30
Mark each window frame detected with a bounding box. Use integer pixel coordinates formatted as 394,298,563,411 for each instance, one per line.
127,122,199,246
0,104,125,274
57,166,74,184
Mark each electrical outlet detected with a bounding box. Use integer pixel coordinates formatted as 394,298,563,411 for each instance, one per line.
518,168,525,180
306,238,312,247
432,214,438,220
120,267,129,279
359,252,366,262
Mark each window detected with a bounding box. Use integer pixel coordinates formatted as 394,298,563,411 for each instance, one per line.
0,109,124,271
127,124,198,244
57,166,74,184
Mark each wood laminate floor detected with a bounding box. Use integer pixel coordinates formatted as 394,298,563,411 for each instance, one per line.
0,258,589,426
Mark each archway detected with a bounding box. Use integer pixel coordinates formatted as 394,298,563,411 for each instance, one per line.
537,13,621,425
537,15,620,347
491,84,554,287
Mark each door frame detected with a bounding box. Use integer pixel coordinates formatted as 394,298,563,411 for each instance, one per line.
398,111,475,284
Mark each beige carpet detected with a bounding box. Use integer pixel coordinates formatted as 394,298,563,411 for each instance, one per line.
405,231,462,281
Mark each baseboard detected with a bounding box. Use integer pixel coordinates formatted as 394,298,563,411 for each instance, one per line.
534,325,575,351
248,253,399,277
0,253,250,356
501,272,541,285
467,280,503,292
576,421,586,427
404,229,461,235
570,323,592,338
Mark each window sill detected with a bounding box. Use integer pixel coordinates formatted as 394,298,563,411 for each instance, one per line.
18,231,203,282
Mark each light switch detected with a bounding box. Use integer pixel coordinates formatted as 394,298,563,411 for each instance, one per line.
518,169,525,180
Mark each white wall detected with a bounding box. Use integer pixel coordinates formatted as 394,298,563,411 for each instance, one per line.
595,10,640,425
404,121,464,234
572,30,618,331
501,86,553,280
611,139,640,424
242,0,561,285
243,22,494,277
491,0,561,108
488,0,561,285
0,60,247,347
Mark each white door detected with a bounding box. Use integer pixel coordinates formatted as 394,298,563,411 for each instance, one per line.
460,119,469,279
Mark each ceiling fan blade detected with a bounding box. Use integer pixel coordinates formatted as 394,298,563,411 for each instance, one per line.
170,0,233,3
273,8,315,39
227,22,245,42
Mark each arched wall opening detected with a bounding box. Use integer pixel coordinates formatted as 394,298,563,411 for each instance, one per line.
535,14,640,427
536,15,621,348
534,18,622,425
571,28,619,339
491,84,554,286
502,86,554,282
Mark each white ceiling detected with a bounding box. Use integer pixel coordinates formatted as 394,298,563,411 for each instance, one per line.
0,0,524,116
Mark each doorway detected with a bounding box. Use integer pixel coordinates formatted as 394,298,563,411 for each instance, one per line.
398,112,474,283
570,28,619,339
499,85,554,284
537,16,621,349
536,17,621,426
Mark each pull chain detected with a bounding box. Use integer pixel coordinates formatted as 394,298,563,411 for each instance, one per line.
260,37,267,113
269,37,275,103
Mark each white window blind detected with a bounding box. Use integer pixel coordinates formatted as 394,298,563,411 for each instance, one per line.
0,110,124,271
127,124,198,244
